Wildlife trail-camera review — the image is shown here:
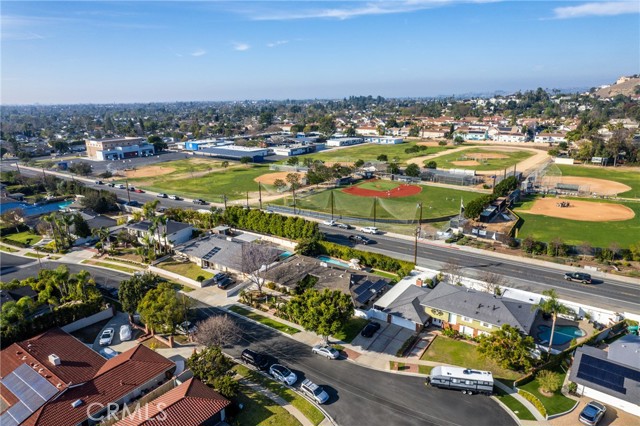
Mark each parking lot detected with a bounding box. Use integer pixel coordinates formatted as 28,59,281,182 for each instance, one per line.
350,321,414,356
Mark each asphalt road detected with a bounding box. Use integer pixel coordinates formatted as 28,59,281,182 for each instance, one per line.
321,226,640,314
194,305,516,426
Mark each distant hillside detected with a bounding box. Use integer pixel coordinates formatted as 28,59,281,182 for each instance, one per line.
594,76,640,98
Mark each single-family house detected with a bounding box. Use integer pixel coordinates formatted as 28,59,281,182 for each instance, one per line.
420,127,449,139
419,284,537,337
364,136,404,144
126,220,193,248
114,377,231,426
454,127,488,141
568,335,640,416
0,328,175,426
493,131,527,143
534,132,567,144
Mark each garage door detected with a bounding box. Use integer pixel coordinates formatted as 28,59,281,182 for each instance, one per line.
390,314,417,331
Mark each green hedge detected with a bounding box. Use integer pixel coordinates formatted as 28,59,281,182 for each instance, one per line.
0,224,30,237
223,205,321,241
518,389,547,418
317,241,414,276
0,237,29,248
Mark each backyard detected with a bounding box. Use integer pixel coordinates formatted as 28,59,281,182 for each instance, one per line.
420,336,521,381
301,142,455,164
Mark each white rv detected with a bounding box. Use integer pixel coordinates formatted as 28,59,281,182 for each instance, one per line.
426,366,494,395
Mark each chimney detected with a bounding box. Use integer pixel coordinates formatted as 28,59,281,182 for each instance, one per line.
48,354,61,366
416,278,423,287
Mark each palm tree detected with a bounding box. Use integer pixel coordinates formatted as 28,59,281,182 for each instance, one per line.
532,289,570,356
60,214,75,248
92,227,110,254
42,214,58,251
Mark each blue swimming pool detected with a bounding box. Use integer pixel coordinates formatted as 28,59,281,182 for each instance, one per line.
279,250,293,259
0,200,74,216
316,255,351,268
537,324,585,346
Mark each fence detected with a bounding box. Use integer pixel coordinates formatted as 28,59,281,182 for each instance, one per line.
61,305,115,333
269,164,309,173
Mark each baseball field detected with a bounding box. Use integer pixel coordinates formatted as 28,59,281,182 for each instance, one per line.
300,142,455,165
426,147,534,171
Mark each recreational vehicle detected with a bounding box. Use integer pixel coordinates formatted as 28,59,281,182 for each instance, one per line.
426,366,493,395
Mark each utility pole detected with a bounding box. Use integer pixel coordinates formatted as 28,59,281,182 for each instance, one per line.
330,191,335,221
373,197,377,227
258,183,262,210
246,191,249,209
126,179,131,204
223,194,227,210
414,227,419,265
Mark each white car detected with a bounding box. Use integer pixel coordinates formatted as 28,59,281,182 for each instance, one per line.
168,194,180,200
269,364,297,386
301,379,329,404
322,220,337,226
99,328,115,346
117,184,126,189
100,347,119,359
312,344,340,360
176,321,198,335
361,226,379,234
119,324,132,341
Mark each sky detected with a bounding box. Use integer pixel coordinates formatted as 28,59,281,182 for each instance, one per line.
1,0,639,104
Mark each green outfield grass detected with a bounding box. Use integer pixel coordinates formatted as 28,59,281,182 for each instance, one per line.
274,182,483,220
301,142,455,164
556,165,640,198
515,198,640,248
429,148,534,171
125,164,274,201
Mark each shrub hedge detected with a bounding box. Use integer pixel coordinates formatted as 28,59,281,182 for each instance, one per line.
317,241,414,276
518,389,547,418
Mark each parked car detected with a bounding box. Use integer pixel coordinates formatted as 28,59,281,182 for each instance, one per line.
269,364,297,386
99,347,118,359
119,324,132,341
336,223,353,230
192,198,207,205
107,182,115,187
176,321,198,335
564,272,592,284
117,184,126,189
217,276,236,289
168,194,181,200
127,186,135,191
95,180,103,185
348,235,371,245
300,379,329,404
157,193,168,198
213,272,228,283
579,401,606,426
241,349,270,370
361,226,379,234
322,219,337,226
99,328,115,346
134,188,145,193
311,344,340,360
360,322,381,338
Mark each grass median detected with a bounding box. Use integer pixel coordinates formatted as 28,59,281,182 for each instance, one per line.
228,305,300,335
233,365,324,426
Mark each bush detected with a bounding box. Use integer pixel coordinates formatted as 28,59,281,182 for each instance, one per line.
438,140,447,146
317,241,414,276
518,389,547,418
537,370,562,393
493,176,519,197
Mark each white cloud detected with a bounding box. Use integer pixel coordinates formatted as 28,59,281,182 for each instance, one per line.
244,0,499,21
233,42,250,51
553,1,639,19
191,49,206,57
267,40,289,48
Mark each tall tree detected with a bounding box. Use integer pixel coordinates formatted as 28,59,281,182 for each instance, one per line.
187,346,237,397
118,273,158,318
283,289,354,342
532,289,569,356
477,324,534,371
137,282,187,333
195,315,241,347
241,243,281,294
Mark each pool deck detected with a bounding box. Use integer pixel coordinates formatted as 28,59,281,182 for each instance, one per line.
532,316,594,351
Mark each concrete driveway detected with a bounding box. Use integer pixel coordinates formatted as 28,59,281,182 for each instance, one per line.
92,312,139,355
351,321,414,356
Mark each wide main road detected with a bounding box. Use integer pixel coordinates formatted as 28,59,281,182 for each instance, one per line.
322,226,640,314
194,305,515,426
6,162,640,313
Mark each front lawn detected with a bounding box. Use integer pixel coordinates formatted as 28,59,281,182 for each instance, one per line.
81,260,138,274
233,383,302,426
228,305,300,335
233,365,324,426
4,231,41,246
494,387,537,421
157,260,214,281
419,336,520,380
332,317,369,343
519,374,577,416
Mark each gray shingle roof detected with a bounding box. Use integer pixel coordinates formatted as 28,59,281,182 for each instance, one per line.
419,284,536,334
126,220,192,235
384,285,432,324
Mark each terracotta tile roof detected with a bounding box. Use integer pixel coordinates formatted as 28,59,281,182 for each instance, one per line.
114,378,230,426
0,328,105,389
0,382,19,409
23,345,175,426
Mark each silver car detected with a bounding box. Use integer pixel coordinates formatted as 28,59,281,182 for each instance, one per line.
99,328,114,346
269,364,297,386
119,324,132,341
301,379,329,404
312,344,340,360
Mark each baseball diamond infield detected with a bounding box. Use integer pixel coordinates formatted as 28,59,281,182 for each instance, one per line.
254,171,306,185
526,198,635,222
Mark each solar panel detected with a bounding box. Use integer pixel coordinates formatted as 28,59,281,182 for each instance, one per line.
0,364,58,425
576,354,640,394
202,247,221,260
354,280,388,304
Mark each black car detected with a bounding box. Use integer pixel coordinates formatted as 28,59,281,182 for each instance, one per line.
217,276,236,289
107,182,115,187
564,272,592,284
213,272,228,283
360,322,381,338
95,180,104,185
348,235,371,245
337,223,353,230
241,349,270,370
192,198,208,205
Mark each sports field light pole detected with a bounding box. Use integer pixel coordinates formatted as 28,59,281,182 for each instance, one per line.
258,183,262,210
414,202,423,265
246,192,249,209
330,191,335,221
373,197,377,227
125,179,131,204
223,194,228,210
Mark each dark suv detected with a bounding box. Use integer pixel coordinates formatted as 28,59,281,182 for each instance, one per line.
217,276,236,289
564,272,592,284
348,235,371,245
241,349,269,370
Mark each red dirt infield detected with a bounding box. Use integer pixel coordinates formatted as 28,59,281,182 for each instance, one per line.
342,183,422,198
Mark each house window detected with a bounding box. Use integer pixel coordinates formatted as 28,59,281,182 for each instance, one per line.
481,322,492,328
461,316,472,322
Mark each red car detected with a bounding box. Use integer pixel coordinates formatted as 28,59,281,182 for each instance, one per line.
134,188,145,193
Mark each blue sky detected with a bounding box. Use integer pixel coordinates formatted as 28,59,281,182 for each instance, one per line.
2,1,639,104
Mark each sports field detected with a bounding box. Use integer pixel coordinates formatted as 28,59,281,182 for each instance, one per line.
428,148,534,171
514,197,639,248
554,165,640,198
122,159,274,201
301,142,455,165
275,181,484,221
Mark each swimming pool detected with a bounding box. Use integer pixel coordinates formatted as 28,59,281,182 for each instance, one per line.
316,255,351,268
0,200,74,216
537,324,585,346
279,250,293,259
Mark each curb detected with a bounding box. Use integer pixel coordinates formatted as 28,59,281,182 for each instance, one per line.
491,395,523,426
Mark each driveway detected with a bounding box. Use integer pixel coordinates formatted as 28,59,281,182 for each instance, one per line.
351,322,414,356
93,312,139,355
